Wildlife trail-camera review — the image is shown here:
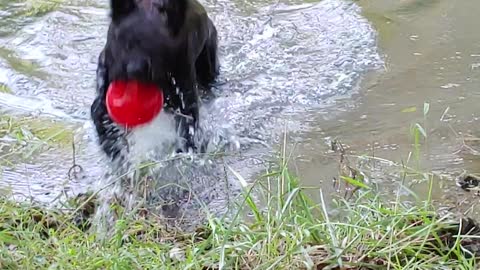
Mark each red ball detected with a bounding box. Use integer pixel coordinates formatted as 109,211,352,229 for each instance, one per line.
106,80,164,128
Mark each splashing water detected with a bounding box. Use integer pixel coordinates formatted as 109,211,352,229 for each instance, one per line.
91,104,244,234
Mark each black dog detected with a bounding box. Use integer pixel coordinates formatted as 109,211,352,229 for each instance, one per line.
90,0,219,162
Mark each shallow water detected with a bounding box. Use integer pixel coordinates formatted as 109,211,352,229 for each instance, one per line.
0,0,478,219
292,0,480,214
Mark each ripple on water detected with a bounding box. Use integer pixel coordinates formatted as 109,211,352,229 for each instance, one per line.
201,0,382,144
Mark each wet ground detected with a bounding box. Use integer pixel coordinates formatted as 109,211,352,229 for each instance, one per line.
0,0,479,218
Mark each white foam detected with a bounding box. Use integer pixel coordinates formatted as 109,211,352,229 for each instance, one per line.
126,111,178,161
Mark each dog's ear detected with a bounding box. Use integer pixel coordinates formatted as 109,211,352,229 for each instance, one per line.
110,0,136,22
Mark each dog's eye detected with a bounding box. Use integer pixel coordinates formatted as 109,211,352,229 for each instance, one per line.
154,3,167,13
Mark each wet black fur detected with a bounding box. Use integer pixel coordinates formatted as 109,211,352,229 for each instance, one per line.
90,0,219,161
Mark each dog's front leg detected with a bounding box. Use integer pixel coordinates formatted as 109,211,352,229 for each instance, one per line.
90,50,127,161
175,90,199,153
172,68,200,153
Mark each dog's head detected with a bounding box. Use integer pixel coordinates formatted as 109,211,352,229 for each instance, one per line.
105,0,188,86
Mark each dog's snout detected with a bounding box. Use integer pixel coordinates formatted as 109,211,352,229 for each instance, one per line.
126,60,149,78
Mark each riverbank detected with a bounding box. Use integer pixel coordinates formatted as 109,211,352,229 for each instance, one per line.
1,156,479,270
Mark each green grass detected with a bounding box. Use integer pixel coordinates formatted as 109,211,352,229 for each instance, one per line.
0,0,63,18
0,114,73,166
0,47,49,80
0,83,12,94
0,151,479,269
0,104,478,269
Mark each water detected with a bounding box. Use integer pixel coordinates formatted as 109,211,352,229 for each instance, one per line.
1,0,478,224
291,0,480,214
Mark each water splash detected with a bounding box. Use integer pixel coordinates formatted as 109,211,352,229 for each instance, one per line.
91,110,243,234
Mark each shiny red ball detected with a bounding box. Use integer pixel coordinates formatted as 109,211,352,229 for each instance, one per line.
106,80,163,128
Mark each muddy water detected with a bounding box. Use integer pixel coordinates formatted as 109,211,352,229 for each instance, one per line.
293,0,480,213
0,0,478,217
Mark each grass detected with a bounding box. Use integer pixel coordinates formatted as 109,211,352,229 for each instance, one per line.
0,47,49,80
0,104,479,269
0,83,12,94
0,114,73,166
0,144,479,270
0,0,63,18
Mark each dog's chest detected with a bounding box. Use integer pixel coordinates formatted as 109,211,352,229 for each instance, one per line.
126,112,178,159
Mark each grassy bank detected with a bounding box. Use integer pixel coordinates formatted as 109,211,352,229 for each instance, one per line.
0,105,479,269
1,157,479,270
